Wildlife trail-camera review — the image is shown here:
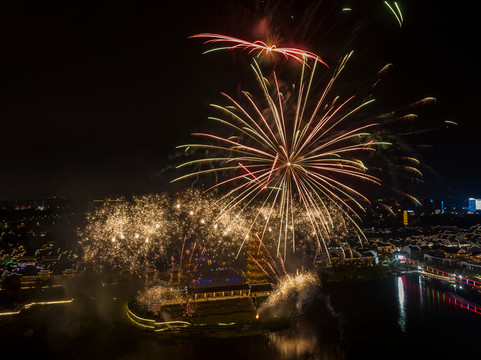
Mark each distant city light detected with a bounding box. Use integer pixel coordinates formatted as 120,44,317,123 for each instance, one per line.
468,198,481,212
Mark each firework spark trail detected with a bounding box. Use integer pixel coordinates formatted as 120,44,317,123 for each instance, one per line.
247,252,271,279
174,51,398,262
193,247,205,273
189,33,328,68
384,1,403,28
278,254,288,276
79,195,169,274
179,236,186,269
136,284,184,308
79,190,252,273
263,261,280,280
260,238,283,276
250,235,286,281
259,272,320,315
188,240,197,268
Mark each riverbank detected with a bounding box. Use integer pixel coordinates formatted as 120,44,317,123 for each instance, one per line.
126,294,292,337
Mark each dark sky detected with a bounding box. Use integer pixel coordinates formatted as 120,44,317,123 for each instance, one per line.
1,0,480,201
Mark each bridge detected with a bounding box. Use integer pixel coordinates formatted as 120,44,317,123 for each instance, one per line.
403,257,481,289
399,257,481,316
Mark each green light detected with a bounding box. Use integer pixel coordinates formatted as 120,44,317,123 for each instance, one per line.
445,120,458,126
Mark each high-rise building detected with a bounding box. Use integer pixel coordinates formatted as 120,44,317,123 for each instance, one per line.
469,198,476,212
468,198,481,212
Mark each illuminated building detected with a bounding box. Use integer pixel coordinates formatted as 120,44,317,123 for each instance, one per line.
245,236,268,284
468,198,481,212
193,267,245,288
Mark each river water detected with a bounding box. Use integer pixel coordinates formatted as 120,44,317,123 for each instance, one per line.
2,274,481,359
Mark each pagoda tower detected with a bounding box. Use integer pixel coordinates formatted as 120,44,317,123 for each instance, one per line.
245,236,268,284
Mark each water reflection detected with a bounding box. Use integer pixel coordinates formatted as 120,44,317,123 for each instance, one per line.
4,275,481,360
268,323,318,359
418,274,424,309
268,319,346,360
399,274,481,317
396,276,407,333
421,279,481,315
265,289,348,360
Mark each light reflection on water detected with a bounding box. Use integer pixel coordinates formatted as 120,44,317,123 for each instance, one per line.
397,276,407,333
3,275,481,360
268,324,318,359
267,318,346,360
402,273,481,316
396,273,481,337
418,274,424,309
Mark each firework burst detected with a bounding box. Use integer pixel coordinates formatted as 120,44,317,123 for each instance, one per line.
80,194,169,274
174,52,391,262
190,33,328,68
79,190,251,273
136,283,184,308
258,272,320,317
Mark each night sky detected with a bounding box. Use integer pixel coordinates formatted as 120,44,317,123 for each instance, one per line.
2,0,480,201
